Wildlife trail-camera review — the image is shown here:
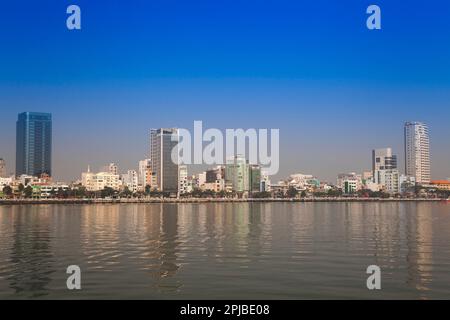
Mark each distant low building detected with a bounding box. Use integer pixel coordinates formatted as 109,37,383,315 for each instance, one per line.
337,173,362,194
430,180,450,191
287,173,319,192
82,167,121,191
179,165,189,194
0,176,13,187
122,170,139,193
201,180,225,193
375,169,400,194
399,175,416,193
260,172,271,192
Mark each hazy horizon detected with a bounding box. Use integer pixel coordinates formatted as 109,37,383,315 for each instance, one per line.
1,1,449,182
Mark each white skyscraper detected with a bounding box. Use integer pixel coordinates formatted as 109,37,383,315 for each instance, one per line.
404,122,430,184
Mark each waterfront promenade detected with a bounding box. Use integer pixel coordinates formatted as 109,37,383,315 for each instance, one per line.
0,197,446,205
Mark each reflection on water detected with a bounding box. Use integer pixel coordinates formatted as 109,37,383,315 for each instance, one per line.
0,202,449,299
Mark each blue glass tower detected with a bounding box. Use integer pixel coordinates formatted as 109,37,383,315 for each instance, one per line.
16,112,52,177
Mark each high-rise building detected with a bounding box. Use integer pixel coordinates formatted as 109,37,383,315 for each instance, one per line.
0,158,6,177
404,122,431,184
225,155,249,193
249,165,262,192
150,128,179,193
16,112,52,177
372,147,397,177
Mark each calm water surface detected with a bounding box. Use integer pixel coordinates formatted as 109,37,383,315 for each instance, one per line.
0,202,449,299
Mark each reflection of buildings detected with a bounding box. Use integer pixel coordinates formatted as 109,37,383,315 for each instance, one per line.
405,203,433,292
5,206,55,296
79,204,182,291
158,204,180,280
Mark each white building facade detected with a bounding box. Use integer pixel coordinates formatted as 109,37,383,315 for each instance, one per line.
404,122,430,184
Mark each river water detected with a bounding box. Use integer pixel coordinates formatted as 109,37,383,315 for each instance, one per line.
0,202,449,299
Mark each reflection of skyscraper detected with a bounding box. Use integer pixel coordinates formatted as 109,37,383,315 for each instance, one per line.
7,206,55,296
405,203,433,293
150,128,179,192
404,122,430,184
16,112,52,177
159,204,180,279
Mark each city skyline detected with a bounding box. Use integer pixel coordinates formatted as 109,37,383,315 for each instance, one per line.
0,110,448,186
1,1,450,182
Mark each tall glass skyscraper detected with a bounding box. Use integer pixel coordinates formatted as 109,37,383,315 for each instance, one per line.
150,128,179,193
404,122,430,184
16,112,52,177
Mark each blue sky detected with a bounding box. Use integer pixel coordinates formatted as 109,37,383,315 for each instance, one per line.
0,0,449,182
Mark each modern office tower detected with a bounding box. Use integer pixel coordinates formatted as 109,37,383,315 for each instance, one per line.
372,148,397,177
225,155,249,193
404,122,431,184
0,158,5,177
16,112,52,177
249,164,262,192
150,128,179,193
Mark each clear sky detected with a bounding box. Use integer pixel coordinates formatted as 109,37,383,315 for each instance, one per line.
0,0,449,182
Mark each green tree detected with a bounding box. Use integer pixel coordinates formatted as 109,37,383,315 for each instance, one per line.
75,186,87,198
120,186,132,198
2,185,13,197
102,187,116,198
217,190,227,198
24,186,33,198
327,189,343,197
252,191,271,198
191,188,203,198
286,186,299,198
